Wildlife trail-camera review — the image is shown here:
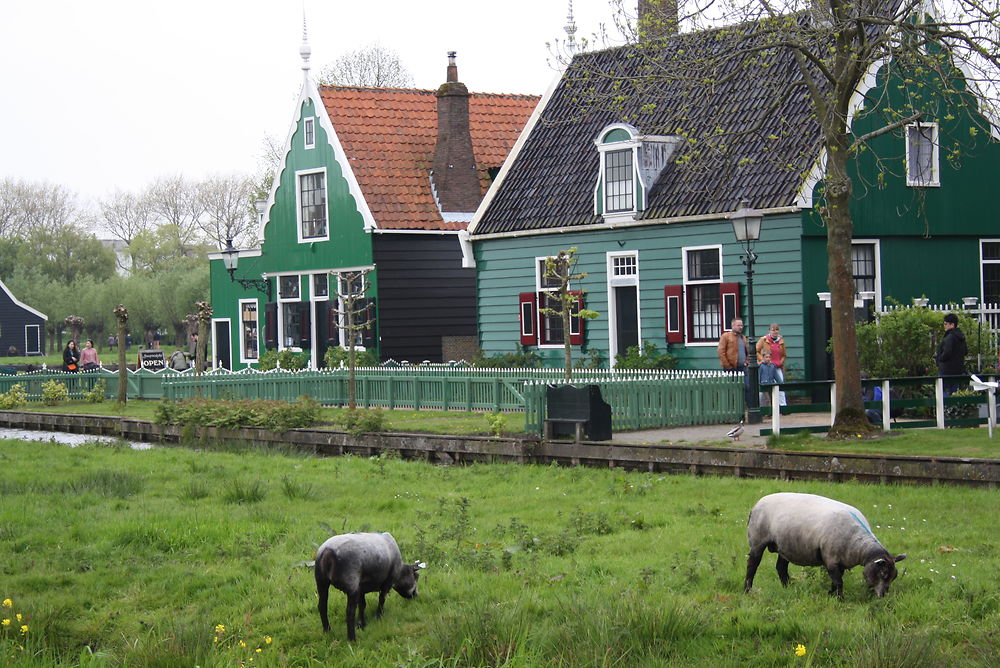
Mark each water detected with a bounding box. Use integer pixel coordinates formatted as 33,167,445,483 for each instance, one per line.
0,427,153,450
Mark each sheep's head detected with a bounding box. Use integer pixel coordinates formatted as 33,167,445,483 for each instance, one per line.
394,561,427,599
863,554,906,597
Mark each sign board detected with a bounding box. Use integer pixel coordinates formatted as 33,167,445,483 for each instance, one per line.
138,349,167,371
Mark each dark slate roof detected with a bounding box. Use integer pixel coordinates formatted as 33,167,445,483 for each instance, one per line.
473,21,825,235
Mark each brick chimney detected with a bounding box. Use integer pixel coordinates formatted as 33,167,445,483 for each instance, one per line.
638,0,678,39
431,52,482,214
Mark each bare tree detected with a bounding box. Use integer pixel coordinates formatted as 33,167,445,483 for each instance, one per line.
0,178,29,238
198,174,258,249
591,0,1000,433
145,175,206,253
331,269,376,409
540,248,600,380
99,189,155,271
319,43,414,88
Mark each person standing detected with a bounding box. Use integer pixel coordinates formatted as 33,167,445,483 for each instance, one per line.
63,340,81,372
80,339,101,371
756,323,787,406
935,313,967,396
718,318,751,409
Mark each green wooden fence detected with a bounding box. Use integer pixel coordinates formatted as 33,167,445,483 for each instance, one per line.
0,368,185,402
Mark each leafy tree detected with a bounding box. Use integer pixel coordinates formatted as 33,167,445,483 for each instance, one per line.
539,248,599,379
594,0,1000,434
319,43,414,88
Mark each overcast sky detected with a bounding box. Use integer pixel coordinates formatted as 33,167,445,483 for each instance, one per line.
1,0,623,213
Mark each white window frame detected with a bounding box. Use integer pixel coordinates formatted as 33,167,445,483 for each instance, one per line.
851,239,882,309
24,324,41,355
296,167,329,243
594,123,641,222
905,122,940,187
607,251,641,367
278,274,300,301
682,244,723,347
303,116,316,150
534,256,579,348
311,273,330,302
980,238,1000,305
238,299,260,364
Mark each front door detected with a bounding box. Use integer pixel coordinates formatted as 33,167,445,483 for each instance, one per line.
214,320,232,370
614,285,639,358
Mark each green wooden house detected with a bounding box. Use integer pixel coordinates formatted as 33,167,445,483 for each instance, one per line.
208,43,537,369
468,14,1000,380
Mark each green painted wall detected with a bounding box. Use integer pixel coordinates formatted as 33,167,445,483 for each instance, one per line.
209,97,378,369
475,214,805,374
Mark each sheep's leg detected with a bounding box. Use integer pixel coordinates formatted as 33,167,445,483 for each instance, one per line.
744,544,766,592
376,585,390,618
776,556,791,587
357,594,367,629
346,593,359,642
826,565,844,599
315,575,331,632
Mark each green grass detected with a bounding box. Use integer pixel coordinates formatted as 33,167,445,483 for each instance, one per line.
0,437,997,666
766,428,1000,459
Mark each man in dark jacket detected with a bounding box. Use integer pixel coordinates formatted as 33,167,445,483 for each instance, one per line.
935,313,967,396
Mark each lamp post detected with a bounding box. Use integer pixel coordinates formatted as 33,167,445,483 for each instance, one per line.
221,238,273,301
729,200,763,424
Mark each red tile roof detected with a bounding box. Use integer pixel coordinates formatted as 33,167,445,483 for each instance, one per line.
319,86,539,231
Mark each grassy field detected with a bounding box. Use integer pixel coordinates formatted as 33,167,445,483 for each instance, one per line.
0,436,997,667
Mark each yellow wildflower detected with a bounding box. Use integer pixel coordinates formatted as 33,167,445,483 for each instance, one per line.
239,640,247,648
2,619,10,626
213,636,219,643
794,643,807,656
264,636,272,644
215,624,226,634
2,598,11,608
16,613,22,622
256,648,262,653
20,625,29,634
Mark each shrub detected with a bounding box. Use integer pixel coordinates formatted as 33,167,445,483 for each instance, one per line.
340,407,386,436
324,346,379,368
614,340,678,370
41,380,69,406
257,349,309,371
486,412,506,438
153,396,321,431
0,383,28,409
471,346,541,368
84,379,107,403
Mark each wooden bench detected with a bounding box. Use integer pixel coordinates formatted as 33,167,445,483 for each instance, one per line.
543,417,588,442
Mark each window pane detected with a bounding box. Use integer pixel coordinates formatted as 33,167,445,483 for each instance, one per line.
304,118,315,147
908,124,935,184
686,249,720,281
688,284,720,341
983,242,1000,261
313,274,328,298
282,303,304,347
540,292,564,344
613,255,637,277
984,264,1000,305
279,275,299,299
852,244,876,294
241,302,258,360
604,149,634,213
300,172,327,238
538,259,561,289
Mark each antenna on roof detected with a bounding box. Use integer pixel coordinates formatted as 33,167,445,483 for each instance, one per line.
299,13,311,74
564,0,578,54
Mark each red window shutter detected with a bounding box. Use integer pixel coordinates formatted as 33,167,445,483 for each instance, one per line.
664,285,684,344
518,292,537,345
720,282,741,336
298,302,312,345
569,291,584,345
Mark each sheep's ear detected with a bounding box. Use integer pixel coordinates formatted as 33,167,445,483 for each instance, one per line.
893,553,907,563
415,561,427,570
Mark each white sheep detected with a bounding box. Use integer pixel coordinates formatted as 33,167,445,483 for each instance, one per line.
744,492,906,598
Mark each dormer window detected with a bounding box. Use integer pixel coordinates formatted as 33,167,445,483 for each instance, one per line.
906,122,939,187
595,123,680,221
304,117,316,150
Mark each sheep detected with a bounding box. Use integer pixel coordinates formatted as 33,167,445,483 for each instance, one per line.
314,532,425,641
744,492,906,598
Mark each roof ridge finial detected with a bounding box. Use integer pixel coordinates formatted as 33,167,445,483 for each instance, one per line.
300,14,311,73
564,0,578,54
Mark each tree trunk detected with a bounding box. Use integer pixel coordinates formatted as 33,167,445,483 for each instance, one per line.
823,139,873,435
562,308,573,380
114,305,128,405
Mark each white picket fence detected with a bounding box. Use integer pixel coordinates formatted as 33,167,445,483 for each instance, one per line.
877,300,1000,356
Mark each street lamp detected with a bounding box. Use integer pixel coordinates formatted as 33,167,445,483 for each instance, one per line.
729,199,763,424
221,238,273,301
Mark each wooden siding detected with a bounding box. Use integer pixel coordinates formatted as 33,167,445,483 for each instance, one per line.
0,283,46,356
475,214,804,373
373,234,475,363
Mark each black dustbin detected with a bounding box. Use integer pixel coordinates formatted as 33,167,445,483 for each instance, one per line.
545,384,613,441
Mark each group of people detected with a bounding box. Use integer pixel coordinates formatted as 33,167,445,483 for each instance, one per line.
716,311,969,418
62,334,199,372
717,319,788,409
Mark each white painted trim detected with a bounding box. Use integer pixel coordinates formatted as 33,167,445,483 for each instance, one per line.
24,324,41,355
467,73,555,235
682,244,724,344
852,239,883,310
210,318,232,371
371,228,461,235
0,278,48,320
311,274,330,302
980,238,1000,303
303,116,316,150
238,299,260,364
606,250,641,367
295,167,331,243
278,274,302,302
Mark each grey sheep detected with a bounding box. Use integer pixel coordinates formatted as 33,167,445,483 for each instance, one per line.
744,492,906,598
314,532,425,641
